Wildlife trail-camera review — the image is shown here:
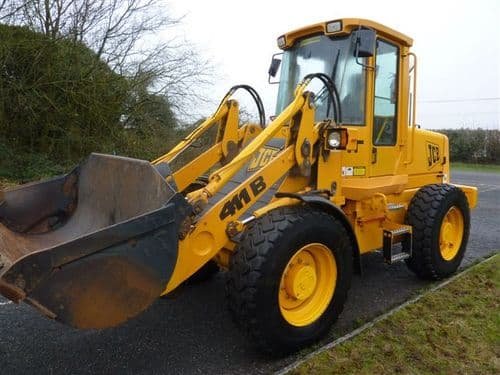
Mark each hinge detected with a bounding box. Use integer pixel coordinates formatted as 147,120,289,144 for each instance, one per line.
371,147,377,164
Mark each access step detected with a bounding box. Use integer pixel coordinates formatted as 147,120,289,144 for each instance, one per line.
382,224,412,264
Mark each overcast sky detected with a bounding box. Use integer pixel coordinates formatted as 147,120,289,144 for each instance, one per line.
166,0,499,129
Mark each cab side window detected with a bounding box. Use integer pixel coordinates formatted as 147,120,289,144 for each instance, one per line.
373,40,399,145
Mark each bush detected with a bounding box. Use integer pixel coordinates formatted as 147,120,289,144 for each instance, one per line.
0,24,129,161
436,129,500,164
0,142,66,182
0,24,183,181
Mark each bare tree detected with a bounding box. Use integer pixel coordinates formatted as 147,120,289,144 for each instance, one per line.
1,0,212,115
0,0,25,19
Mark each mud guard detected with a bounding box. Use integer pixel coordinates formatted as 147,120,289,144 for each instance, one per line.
274,192,362,274
0,153,190,328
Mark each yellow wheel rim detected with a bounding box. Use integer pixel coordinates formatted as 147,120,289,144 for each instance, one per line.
279,243,336,327
439,206,464,261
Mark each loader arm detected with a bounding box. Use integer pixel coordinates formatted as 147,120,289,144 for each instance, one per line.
152,97,262,192
164,83,322,293
152,97,234,165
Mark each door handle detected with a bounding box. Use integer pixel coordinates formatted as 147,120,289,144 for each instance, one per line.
371,147,377,164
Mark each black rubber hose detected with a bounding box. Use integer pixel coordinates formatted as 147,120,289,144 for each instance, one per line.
215,84,266,128
302,73,342,123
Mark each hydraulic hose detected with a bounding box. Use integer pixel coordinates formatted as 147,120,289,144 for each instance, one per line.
216,84,267,128
302,73,342,124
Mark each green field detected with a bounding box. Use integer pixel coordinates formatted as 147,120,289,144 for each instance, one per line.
451,162,500,173
290,254,500,375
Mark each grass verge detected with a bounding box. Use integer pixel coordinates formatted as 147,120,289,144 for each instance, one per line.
451,162,500,173
290,254,500,375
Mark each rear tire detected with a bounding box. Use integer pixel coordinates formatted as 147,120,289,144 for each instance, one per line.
226,206,352,354
404,184,470,280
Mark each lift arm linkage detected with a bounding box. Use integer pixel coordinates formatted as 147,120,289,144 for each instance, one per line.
152,98,257,192
165,83,322,293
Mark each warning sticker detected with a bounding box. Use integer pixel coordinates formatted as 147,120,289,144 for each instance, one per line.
353,166,366,176
342,166,366,177
342,166,353,176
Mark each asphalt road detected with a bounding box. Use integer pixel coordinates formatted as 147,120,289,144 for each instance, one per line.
0,171,498,375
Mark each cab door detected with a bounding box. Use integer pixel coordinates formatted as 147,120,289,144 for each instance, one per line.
370,39,401,177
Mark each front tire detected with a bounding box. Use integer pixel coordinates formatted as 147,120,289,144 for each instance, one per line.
226,206,352,354
404,184,470,280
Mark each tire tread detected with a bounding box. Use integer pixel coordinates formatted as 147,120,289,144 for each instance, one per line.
405,184,470,280
226,206,351,354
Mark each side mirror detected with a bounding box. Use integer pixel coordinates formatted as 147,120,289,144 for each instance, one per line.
268,53,282,84
268,58,281,77
353,29,376,58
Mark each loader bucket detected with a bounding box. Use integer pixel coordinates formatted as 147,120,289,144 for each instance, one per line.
0,153,190,329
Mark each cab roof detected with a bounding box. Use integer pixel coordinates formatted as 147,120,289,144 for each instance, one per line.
279,18,413,49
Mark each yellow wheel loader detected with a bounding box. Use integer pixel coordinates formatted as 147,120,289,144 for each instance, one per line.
0,19,477,354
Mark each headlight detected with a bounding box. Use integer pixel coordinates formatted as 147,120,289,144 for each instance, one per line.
324,128,348,150
328,131,341,148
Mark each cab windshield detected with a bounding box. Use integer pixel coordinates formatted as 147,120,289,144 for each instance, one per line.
275,34,366,124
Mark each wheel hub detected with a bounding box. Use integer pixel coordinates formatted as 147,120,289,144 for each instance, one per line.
439,206,465,261
279,243,337,327
284,264,317,300
442,222,453,244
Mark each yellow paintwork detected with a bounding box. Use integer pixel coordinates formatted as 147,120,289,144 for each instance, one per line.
439,206,465,260
165,146,298,292
342,175,408,201
152,99,230,166
201,89,307,199
279,243,337,327
164,88,320,292
453,184,478,209
253,197,299,218
279,18,413,50
157,18,477,296
151,95,262,192
172,143,222,191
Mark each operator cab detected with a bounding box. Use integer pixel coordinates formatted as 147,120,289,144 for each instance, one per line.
270,19,414,177
274,32,367,125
